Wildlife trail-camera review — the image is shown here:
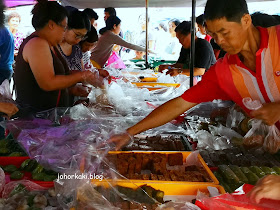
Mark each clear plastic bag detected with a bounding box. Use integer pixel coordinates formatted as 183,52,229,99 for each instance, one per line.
155,201,200,210
195,130,217,150
86,70,191,117
1,180,61,209
0,79,15,104
185,100,234,118
226,105,246,130
264,125,280,154
2,180,46,199
242,97,273,151
0,167,5,193
35,107,72,126
15,119,109,172
54,147,164,210
243,119,267,149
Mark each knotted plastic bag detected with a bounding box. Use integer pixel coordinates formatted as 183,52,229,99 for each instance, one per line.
242,97,280,153
0,79,15,104
242,98,267,149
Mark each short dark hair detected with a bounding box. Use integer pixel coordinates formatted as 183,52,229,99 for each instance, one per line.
159,22,167,32
196,14,205,26
169,19,180,27
65,6,78,14
104,7,116,16
83,8,99,20
99,15,121,35
0,0,5,27
251,12,280,28
68,10,91,32
204,0,249,23
175,21,191,35
8,12,21,23
81,25,98,44
32,0,68,30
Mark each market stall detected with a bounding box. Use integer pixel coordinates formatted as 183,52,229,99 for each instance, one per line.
1,71,280,209
2,0,280,209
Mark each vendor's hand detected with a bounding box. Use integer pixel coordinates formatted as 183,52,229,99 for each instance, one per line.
82,70,104,88
97,69,110,78
251,102,280,125
97,68,111,84
248,175,280,203
166,68,182,76
158,65,170,72
69,84,91,97
0,103,18,118
107,132,133,150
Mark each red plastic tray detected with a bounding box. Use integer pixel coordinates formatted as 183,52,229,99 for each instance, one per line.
0,157,54,188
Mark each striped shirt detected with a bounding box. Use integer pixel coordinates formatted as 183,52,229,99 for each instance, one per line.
181,26,280,127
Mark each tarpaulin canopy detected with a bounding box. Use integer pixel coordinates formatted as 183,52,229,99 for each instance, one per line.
4,0,277,8
4,0,36,7
60,0,276,9
4,0,55,8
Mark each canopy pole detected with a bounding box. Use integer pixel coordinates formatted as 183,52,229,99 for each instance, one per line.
190,0,196,87
145,0,149,68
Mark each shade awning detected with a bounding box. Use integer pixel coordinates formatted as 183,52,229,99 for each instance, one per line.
4,0,56,8
4,0,278,9
60,0,277,9
60,0,207,8
5,0,36,7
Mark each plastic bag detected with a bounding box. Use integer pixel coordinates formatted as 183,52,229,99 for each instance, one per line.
14,119,108,172
185,150,201,166
242,98,267,149
1,180,47,199
195,130,216,150
0,167,5,193
54,146,164,210
107,51,126,69
1,180,61,209
155,201,200,210
226,105,246,130
35,107,72,126
209,124,243,140
264,125,280,154
242,97,280,153
243,119,267,149
185,100,234,118
0,79,15,104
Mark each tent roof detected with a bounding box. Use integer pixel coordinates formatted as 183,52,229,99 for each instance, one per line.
4,0,277,8
4,0,55,8
60,0,276,9
4,0,36,7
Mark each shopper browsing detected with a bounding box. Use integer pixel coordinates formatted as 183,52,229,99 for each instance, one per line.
90,16,146,68
7,12,25,56
158,21,216,77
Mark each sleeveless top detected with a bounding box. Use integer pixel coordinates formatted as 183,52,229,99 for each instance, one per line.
14,33,70,113
57,44,83,71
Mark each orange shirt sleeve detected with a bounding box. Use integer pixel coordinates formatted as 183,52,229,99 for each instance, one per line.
181,64,231,103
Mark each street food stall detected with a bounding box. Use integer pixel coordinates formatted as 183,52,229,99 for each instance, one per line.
2,0,280,209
